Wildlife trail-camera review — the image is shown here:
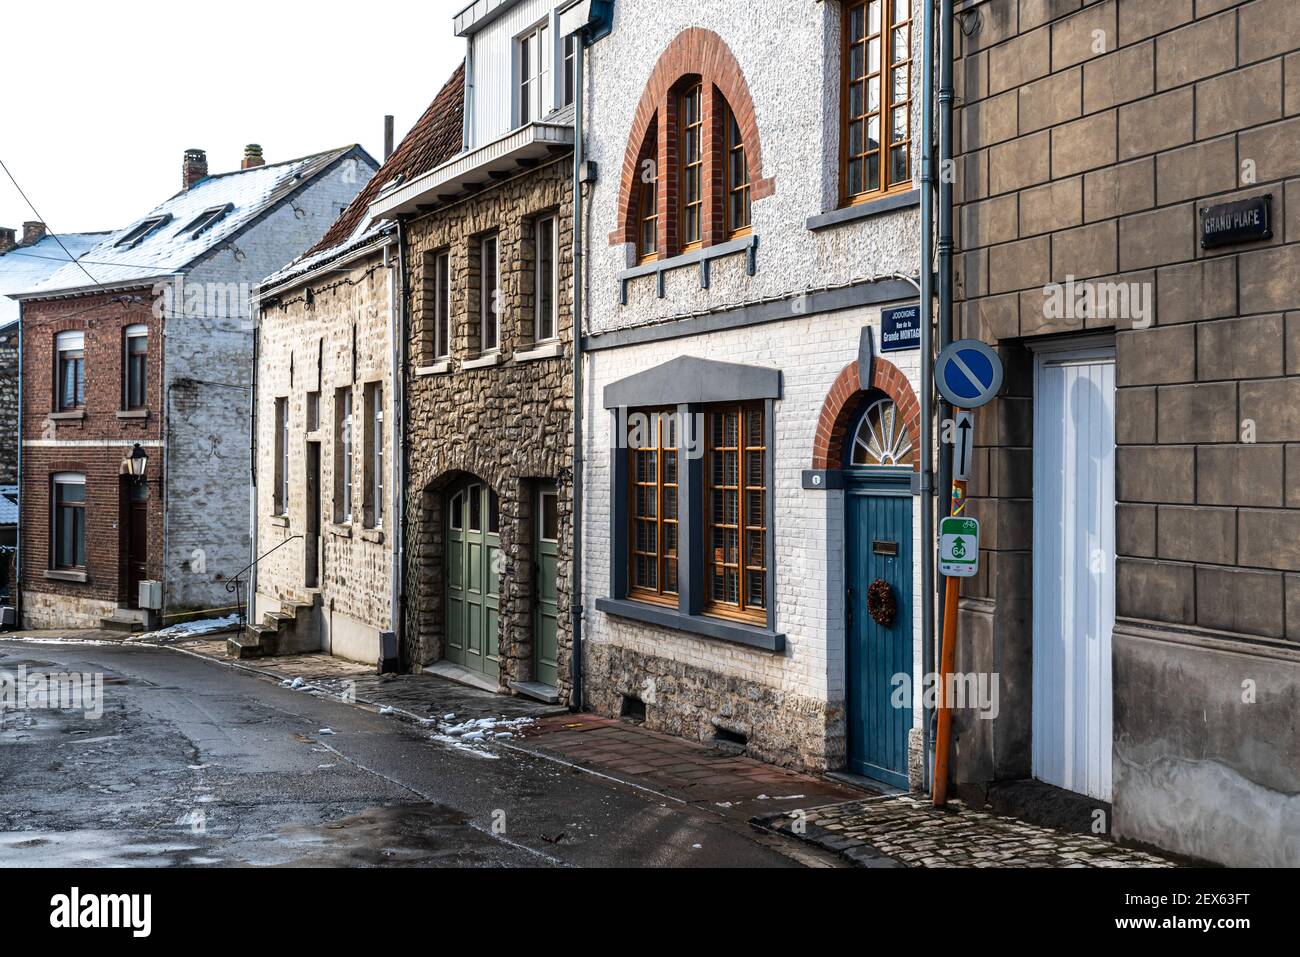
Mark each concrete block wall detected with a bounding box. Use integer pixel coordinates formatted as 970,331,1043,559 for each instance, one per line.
953,0,1300,865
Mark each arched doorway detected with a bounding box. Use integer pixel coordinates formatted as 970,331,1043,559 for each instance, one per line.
444,477,501,678
843,395,915,787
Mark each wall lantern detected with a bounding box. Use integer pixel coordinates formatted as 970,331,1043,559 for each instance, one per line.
121,443,148,482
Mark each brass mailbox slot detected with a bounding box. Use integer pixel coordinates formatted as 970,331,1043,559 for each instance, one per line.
873,540,899,557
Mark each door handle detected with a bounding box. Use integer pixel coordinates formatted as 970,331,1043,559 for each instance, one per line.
847,587,854,630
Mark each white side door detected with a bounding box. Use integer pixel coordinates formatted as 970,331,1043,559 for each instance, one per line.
1032,346,1116,801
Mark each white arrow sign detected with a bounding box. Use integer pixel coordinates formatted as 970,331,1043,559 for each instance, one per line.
953,411,974,482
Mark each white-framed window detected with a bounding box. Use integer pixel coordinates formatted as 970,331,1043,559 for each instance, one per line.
519,20,551,125
562,34,577,107
52,472,86,570
850,397,914,467
434,249,451,359
55,330,85,411
534,214,557,342
364,382,384,529
480,234,500,353
274,397,289,516
124,324,147,410
335,387,353,523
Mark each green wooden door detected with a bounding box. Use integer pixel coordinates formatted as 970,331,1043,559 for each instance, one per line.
533,483,560,688
445,480,501,677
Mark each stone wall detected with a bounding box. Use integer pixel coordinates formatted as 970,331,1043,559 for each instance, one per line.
403,158,575,700
952,0,1300,864
0,323,18,485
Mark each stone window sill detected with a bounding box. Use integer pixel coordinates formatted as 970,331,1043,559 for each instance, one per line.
515,340,562,362
116,410,149,420
360,528,385,544
328,523,352,539
618,234,758,304
807,189,920,231
50,410,85,421
595,596,784,653
268,514,290,527
44,569,87,583
416,360,451,377
462,353,503,370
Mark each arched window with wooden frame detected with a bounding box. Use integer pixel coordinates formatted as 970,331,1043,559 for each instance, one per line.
636,117,659,263
724,100,751,237
677,80,705,251
842,0,913,205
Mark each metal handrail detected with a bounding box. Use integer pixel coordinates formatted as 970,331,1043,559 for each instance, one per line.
226,534,303,632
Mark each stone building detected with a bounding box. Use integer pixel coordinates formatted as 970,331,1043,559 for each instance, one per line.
9,145,375,630
247,72,464,663
578,0,928,780
371,0,605,703
951,0,1299,865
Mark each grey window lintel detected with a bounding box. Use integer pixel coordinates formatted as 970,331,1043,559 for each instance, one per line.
618,234,758,305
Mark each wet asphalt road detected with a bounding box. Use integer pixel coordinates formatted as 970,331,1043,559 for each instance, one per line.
0,639,823,868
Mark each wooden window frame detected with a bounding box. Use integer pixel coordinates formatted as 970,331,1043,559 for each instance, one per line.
724,102,751,238
534,214,558,342
841,0,913,207
480,234,500,354
433,249,451,360
627,408,680,607
52,473,86,571
55,330,85,412
275,397,289,517
636,118,659,264
678,81,704,252
335,387,353,523
123,324,147,411
704,402,767,624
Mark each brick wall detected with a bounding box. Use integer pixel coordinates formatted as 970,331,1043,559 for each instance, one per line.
953,0,1300,866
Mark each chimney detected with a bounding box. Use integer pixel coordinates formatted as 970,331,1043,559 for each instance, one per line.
21,221,46,246
0,228,15,253
183,149,209,190
242,144,265,169
384,116,395,161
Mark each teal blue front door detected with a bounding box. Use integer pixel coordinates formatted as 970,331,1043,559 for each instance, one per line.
845,475,914,788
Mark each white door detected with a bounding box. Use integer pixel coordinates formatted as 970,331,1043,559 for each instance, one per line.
1032,346,1116,801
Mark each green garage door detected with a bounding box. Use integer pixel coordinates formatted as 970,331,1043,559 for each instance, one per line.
533,482,560,688
445,480,501,678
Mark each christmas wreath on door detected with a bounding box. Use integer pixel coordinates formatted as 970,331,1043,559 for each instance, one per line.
866,579,896,627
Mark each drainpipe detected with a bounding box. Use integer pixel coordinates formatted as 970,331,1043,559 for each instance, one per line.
390,227,408,668
918,0,937,793
14,303,23,627
569,34,587,712
936,0,956,675
249,309,259,621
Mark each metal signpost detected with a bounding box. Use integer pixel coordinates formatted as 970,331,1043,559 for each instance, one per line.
931,340,1003,806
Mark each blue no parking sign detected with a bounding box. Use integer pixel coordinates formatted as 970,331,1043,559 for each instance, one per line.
934,339,1004,409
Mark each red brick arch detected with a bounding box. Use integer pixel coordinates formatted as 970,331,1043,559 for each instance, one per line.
610,27,775,249
813,356,921,471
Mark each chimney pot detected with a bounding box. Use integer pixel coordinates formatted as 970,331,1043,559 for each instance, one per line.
242,144,265,169
183,149,209,190
0,228,15,253
384,116,395,161
21,221,46,246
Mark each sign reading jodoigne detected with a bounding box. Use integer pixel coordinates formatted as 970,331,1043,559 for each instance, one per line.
1200,195,1272,249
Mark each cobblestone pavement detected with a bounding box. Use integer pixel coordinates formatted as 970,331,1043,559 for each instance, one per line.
756,794,1182,868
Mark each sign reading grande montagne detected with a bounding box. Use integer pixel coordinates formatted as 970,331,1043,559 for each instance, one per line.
1200,195,1272,249
880,304,921,352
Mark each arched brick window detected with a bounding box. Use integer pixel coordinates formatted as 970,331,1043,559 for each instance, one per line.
613,28,774,258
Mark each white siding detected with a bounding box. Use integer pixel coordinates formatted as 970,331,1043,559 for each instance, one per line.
468,0,565,147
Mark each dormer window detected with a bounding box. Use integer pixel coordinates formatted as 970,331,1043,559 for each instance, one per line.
181,204,233,239
115,215,173,249
519,20,551,126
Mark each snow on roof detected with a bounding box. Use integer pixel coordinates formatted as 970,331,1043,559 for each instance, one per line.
12,146,362,299
0,233,108,323
0,485,17,527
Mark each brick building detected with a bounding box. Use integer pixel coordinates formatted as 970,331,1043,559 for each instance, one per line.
10,145,375,630
370,0,606,703
578,0,928,779
951,0,1300,865
247,74,464,663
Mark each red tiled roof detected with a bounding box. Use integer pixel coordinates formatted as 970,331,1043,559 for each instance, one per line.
306,63,466,256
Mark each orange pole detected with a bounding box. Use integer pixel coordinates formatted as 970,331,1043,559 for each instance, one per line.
932,477,967,806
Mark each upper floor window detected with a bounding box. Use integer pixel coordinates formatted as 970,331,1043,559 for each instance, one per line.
335,387,353,523
563,34,577,107
636,120,659,263
274,397,289,516
55,331,84,411
52,473,86,570
479,234,500,353
534,214,558,342
364,382,383,529
725,103,751,236
678,82,704,250
432,249,451,360
843,0,913,204
115,214,172,249
124,325,147,410
519,21,551,125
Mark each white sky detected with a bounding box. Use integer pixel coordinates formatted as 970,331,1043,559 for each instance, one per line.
0,0,466,236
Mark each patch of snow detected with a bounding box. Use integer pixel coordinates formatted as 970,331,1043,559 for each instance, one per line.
317,728,335,736
128,614,239,644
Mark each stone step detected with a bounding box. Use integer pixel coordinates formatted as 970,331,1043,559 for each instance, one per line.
100,616,144,633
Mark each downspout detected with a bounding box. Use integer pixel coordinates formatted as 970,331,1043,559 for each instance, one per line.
390,228,408,668
918,0,937,793
14,303,23,627
569,33,587,711
249,308,259,621
936,0,956,689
